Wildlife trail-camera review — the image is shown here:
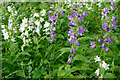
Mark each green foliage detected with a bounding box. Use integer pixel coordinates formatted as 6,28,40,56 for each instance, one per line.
1,2,119,79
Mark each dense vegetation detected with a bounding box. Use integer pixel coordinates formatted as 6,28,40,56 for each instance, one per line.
0,1,120,79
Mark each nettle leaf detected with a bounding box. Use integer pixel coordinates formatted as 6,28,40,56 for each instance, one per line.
103,73,117,78
32,68,41,78
16,70,25,78
74,54,88,62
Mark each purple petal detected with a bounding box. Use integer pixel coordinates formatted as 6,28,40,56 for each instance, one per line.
68,58,71,64
105,47,109,52
75,40,80,46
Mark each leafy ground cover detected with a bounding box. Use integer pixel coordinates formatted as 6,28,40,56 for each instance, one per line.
0,1,120,79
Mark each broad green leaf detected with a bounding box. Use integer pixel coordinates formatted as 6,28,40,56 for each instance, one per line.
58,70,66,77
16,70,25,77
74,54,88,62
103,73,117,78
32,68,41,78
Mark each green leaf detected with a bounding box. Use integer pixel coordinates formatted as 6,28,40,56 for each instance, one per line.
56,48,70,59
71,62,91,72
77,36,94,42
58,48,71,52
69,74,85,78
16,36,23,40
40,36,47,40
65,65,70,71
32,68,41,78
44,75,52,78
45,45,53,57
74,54,88,62
27,66,32,72
57,34,64,39
103,73,117,78
58,70,66,77
19,52,31,56
16,70,25,77
64,70,71,77
43,59,48,64
10,43,18,52
33,36,38,44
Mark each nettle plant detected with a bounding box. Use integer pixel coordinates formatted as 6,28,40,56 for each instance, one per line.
1,1,119,78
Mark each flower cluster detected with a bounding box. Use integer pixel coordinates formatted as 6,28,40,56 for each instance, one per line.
99,2,117,52
43,21,50,35
1,5,18,42
110,2,115,11
102,8,110,16
94,56,109,76
99,35,113,52
77,25,86,36
67,29,80,46
48,6,58,43
1,25,9,40
90,41,96,50
67,4,87,64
